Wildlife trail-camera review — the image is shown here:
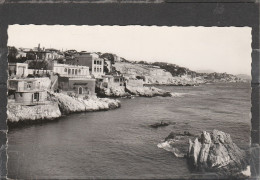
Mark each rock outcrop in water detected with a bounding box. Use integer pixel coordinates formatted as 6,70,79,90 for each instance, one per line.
187,130,248,174
158,130,249,178
150,121,170,128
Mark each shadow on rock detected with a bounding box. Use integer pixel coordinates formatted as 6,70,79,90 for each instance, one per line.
158,129,250,178
187,129,249,178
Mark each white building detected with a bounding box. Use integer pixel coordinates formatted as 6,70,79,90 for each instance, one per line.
74,53,104,77
8,63,28,77
52,61,90,78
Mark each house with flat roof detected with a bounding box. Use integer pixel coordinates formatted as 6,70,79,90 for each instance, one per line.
51,61,90,78
8,63,28,77
72,53,104,77
58,77,96,96
8,79,48,105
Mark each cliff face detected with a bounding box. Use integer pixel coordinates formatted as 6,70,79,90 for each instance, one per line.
7,102,61,122
8,93,121,123
50,92,121,114
113,61,245,85
114,62,201,85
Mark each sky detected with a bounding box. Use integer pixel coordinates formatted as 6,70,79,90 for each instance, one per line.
8,25,252,75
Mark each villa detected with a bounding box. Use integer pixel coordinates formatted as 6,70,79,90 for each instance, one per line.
8,79,48,105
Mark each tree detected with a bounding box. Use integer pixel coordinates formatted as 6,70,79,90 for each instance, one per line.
26,50,37,60
28,60,50,70
8,46,18,63
100,53,115,64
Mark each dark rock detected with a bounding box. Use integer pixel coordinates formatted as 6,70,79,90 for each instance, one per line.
165,131,194,141
187,130,249,177
158,131,196,158
150,121,169,128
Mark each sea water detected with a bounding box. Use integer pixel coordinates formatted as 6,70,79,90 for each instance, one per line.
7,82,251,179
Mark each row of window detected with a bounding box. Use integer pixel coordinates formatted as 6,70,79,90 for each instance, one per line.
94,67,102,73
94,60,103,65
62,68,88,75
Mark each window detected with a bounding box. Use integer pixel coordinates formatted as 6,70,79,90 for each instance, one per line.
94,60,97,64
64,68,67,72
27,83,31,89
75,69,77,75
72,69,74,74
68,69,71,74
34,92,39,101
94,68,96,72
78,87,83,94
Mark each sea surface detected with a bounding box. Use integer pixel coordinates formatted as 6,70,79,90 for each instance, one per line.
7,83,251,179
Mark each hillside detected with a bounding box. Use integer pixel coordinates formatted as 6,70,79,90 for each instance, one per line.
97,52,246,85
236,74,251,81
112,60,245,85
113,61,205,85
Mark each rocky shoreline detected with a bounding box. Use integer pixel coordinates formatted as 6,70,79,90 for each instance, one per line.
7,92,121,126
7,85,175,125
96,85,173,98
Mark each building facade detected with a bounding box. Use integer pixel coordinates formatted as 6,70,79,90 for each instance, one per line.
58,77,96,96
8,63,29,77
73,53,104,77
8,79,47,105
51,61,90,78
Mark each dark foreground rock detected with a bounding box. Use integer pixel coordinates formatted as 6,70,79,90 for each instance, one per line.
158,130,250,178
187,130,249,177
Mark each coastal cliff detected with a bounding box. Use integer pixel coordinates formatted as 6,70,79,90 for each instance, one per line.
113,61,245,85
50,92,121,114
7,93,121,124
7,102,61,122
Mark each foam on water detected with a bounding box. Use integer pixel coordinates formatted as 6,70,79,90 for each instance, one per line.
170,92,188,97
241,166,251,177
157,141,185,158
